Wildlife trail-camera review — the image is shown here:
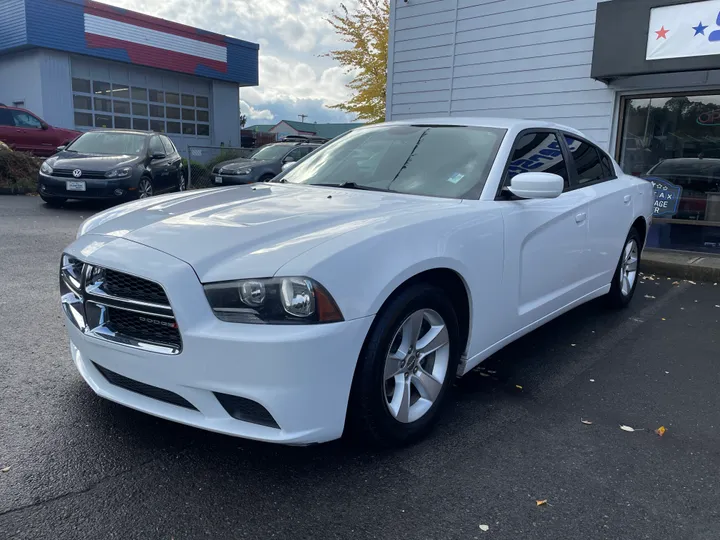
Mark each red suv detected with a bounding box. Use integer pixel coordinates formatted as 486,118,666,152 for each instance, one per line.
0,105,81,157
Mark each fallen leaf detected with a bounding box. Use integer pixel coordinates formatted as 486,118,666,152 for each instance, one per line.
479,372,490,377
688,281,697,285
695,300,698,303
647,276,655,281
665,371,669,374
620,425,636,432
479,524,489,532
487,370,497,374
515,384,523,390
672,281,680,285
655,426,667,437
661,318,666,321
0,467,9,473
581,419,593,425
571,343,576,347
715,305,720,308
589,379,595,382
536,499,548,506
714,283,717,286
645,295,656,299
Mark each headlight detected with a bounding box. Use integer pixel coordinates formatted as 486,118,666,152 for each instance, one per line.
203,277,343,324
105,167,132,178
220,167,250,175
40,162,53,175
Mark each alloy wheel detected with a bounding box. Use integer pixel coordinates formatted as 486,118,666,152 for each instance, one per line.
138,178,153,199
179,172,186,191
383,308,450,423
618,238,638,296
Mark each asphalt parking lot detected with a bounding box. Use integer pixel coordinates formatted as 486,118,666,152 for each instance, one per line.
1,195,719,540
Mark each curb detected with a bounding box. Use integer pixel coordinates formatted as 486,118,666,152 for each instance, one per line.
642,248,720,282
0,187,36,195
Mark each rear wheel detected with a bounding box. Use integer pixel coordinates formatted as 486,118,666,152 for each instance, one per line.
607,228,641,308
347,283,461,446
40,195,67,207
137,177,153,199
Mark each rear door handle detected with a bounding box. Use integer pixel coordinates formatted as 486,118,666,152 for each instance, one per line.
624,194,632,204
575,212,587,224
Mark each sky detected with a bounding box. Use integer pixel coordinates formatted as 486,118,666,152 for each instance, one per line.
103,0,358,126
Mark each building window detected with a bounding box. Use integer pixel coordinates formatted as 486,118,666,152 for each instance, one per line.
619,93,720,253
71,79,210,137
72,78,91,93
132,87,147,101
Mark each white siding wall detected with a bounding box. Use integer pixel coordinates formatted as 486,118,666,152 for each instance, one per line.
387,0,616,148
0,50,44,115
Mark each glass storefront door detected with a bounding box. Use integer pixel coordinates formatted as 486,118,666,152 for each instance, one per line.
618,93,720,253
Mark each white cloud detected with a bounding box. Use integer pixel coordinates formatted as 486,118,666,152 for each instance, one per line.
99,0,359,123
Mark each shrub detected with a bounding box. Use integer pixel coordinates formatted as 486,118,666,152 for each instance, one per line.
0,151,42,191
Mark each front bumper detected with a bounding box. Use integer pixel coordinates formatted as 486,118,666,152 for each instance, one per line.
38,173,135,200
62,236,373,444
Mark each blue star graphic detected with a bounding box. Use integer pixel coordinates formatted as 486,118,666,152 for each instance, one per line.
693,21,708,36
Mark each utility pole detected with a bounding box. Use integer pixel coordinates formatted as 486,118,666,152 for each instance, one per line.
298,114,308,123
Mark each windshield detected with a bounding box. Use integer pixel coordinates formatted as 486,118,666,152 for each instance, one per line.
250,144,291,161
67,132,146,155
278,125,506,199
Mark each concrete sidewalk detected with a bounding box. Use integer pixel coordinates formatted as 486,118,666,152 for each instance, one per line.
643,248,720,282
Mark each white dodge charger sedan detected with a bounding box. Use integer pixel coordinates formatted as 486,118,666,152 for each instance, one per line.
60,118,653,446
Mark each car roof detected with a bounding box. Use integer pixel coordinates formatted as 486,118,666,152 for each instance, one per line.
81,129,154,136
377,117,586,137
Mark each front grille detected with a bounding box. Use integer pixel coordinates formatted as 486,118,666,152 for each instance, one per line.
60,256,182,353
93,362,196,410
103,269,169,305
107,307,181,349
53,169,107,180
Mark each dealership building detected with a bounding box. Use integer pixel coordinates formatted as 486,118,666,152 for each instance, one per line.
387,0,720,252
0,0,258,153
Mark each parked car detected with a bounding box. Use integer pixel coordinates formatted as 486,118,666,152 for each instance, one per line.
0,104,80,156
60,119,653,446
38,130,185,206
211,142,321,185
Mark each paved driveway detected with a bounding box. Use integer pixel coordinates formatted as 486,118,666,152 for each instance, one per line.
1,196,719,539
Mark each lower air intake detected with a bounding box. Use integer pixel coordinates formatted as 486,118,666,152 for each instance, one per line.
93,362,197,411
214,392,279,429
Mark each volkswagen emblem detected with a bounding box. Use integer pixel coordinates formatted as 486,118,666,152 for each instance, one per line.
72,169,82,178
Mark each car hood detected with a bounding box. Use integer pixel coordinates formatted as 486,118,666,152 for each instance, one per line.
49,152,141,170
78,184,462,282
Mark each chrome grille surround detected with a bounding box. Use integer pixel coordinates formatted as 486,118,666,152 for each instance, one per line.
60,254,181,354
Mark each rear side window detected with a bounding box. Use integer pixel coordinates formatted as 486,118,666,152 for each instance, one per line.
507,132,569,189
159,135,176,154
0,109,12,126
599,152,616,178
564,136,605,184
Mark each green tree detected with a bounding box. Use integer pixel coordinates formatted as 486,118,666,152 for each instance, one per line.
325,0,389,123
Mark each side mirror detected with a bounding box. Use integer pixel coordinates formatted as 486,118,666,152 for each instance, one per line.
151,152,166,159
281,161,297,172
507,172,564,199
282,156,296,163
41,122,49,130
56,145,66,152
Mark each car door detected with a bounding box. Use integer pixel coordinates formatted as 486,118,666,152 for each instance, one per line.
498,130,592,329
159,135,182,188
562,133,634,292
148,135,172,191
11,110,48,154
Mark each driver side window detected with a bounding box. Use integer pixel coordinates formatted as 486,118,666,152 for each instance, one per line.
506,132,570,190
286,148,306,161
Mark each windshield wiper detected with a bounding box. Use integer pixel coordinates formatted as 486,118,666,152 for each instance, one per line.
318,182,389,192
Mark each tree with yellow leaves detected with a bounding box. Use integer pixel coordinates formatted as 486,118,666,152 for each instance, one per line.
325,0,389,123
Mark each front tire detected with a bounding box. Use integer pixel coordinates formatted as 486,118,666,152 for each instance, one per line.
178,171,187,192
347,283,461,446
259,174,275,182
137,177,153,199
607,228,641,308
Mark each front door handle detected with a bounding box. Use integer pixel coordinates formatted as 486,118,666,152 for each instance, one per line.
575,212,587,224
624,194,632,204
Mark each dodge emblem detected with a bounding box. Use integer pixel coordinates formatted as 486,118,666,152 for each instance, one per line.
72,169,82,178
